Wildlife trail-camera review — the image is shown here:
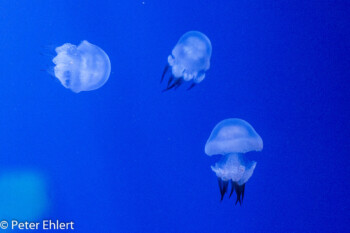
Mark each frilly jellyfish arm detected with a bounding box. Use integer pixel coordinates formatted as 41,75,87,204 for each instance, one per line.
52,40,111,93
211,153,256,205
161,31,212,91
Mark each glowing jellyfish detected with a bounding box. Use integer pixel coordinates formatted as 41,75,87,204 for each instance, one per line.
0,171,49,221
52,40,111,93
161,31,212,91
205,118,263,205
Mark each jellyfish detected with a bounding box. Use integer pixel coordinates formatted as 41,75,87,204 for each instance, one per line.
52,40,111,93
161,31,212,91
205,118,263,205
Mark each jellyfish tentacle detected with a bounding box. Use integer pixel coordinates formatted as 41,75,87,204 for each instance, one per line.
233,182,245,205
174,79,183,90
234,182,241,205
229,180,235,198
235,198,241,205
161,65,169,83
163,77,182,92
241,183,245,203
187,83,196,91
162,75,175,92
167,75,174,88
218,178,229,201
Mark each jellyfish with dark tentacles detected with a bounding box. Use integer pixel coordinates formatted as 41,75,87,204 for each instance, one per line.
205,118,263,205
52,40,111,93
161,31,212,91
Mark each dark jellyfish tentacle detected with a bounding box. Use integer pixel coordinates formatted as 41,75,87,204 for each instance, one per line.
163,77,182,92
235,194,241,205
162,75,175,92
167,75,174,88
241,184,245,203
218,178,229,201
160,65,169,83
222,181,229,200
174,78,183,90
233,182,245,206
234,183,241,205
229,180,235,198
187,83,196,90
218,178,224,200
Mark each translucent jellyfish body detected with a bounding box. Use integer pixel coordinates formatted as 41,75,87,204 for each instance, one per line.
52,40,111,93
211,154,257,186
205,118,263,205
161,31,212,91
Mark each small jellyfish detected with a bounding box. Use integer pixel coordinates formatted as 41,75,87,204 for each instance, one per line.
52,40,111,93
161,31,212,91
205,118,263,205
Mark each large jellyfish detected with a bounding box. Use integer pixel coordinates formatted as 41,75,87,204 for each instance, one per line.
161,31,212,91
205,118,263,205
52,40,111,93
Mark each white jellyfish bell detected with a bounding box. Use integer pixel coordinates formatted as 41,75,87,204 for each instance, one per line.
161,31,212,91
52,40,111,93
205,118,263,205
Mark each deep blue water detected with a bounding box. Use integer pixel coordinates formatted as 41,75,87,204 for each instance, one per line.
0,0,349,232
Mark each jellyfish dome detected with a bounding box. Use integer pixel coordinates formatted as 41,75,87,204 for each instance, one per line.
204,118,263,205
161,31,212,91
205,118,263,156
52,40,111,93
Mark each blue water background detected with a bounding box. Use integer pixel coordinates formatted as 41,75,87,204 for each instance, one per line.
0,0,349,232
